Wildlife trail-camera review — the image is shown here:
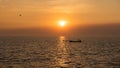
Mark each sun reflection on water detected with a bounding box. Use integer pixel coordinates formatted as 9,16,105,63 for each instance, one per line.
55,36,70,67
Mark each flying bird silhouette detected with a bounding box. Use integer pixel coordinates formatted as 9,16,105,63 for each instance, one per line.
19,14,22,16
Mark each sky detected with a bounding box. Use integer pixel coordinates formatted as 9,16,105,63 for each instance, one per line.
0,0,120,37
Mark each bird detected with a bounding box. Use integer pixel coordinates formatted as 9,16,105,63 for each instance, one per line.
19,14,22,16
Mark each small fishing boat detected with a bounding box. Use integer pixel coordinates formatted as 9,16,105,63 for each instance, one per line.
69,40,82,43
63,40,82,43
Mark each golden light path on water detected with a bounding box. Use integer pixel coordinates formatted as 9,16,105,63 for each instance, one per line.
55,36,71,67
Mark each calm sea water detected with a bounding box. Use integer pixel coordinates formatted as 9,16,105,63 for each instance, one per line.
0,36,120,68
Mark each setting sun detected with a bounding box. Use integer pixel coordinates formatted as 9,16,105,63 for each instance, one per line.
58,20,67,27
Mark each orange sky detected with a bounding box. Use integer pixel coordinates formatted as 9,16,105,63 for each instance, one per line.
0,0,120,37
0,0,120,29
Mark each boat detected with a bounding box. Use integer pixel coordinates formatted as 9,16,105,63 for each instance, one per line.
63,40,82,43
69,40,82,43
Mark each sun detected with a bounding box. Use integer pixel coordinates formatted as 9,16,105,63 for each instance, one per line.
58,20,67,27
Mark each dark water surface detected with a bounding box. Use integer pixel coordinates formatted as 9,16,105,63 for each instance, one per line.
0,36,120,68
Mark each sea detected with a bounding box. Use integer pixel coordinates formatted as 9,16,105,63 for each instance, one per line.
0,36,120,68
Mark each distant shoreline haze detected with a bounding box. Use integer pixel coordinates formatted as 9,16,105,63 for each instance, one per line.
0,23,119,38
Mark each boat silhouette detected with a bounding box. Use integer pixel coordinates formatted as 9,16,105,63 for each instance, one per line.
63,40,82,43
